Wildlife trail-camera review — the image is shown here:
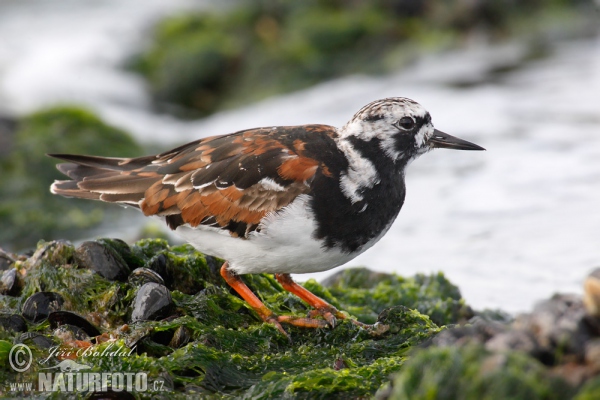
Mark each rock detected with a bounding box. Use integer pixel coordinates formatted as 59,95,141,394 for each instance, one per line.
514,294,591,361
130,282,174,322
16,235,600,398
485,330,548,363
380,345,575,400
21,292,64,323
76,241,130,281
430,316,506,348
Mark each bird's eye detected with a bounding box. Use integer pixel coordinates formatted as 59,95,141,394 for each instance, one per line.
396,117,415,131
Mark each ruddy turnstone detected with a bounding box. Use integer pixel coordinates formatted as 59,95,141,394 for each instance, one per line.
50,97,484,337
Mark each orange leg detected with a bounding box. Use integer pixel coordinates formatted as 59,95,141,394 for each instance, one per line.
275,273,349,328
220,263,328,338
275,273,371,329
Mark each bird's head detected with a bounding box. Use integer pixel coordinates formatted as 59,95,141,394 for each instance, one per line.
341,97,484,165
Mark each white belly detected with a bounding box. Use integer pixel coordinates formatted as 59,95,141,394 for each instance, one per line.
174,195,361,274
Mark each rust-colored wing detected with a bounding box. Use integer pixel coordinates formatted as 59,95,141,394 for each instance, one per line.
50,125,337,238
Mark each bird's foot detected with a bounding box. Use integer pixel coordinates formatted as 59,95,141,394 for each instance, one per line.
307,305,344,328
306,307,371,329
261,314,329,341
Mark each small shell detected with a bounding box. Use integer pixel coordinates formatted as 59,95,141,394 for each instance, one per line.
128,267,165,286
22,292,64,323
130,283,174,322
48,311,101,337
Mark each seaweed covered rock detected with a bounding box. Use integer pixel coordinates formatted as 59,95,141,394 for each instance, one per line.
0,107,143,250
2,238,600,397
379,345,576,400
131,0,595,116
323,267,472,326
0,238,455,397
377,268,600,399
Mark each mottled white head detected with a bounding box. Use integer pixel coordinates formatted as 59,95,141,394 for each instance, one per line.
340,97,484,164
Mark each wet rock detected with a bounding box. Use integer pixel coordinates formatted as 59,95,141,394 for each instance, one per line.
128,267,165,286
130,282,174,322
22,291,64,323
48,311,101,337
381,345,575,400
76,241,130,281
430,316,506,348
0,314,27,332
484,330,554,365
584,268,600,317
1,268,21,296
514,294,591,361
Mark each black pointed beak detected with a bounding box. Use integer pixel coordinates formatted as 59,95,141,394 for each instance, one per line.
427,129,485,151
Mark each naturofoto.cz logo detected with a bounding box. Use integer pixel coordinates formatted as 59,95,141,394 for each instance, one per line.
6,343,168,394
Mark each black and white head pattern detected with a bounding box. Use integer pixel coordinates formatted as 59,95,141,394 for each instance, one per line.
342,97,434,161
335,97,434,204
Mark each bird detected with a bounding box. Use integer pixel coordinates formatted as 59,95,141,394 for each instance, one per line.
49,97,484,337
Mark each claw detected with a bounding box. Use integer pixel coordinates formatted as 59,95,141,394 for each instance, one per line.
308,308,338,328
266,315,291,342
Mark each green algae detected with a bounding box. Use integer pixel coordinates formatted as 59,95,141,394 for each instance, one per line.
323,267,471,326
575,377,600,400
382,345,576,400
1,238,447,398
131,0,595,117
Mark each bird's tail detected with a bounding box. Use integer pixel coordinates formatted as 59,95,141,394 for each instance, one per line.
49,153,160,208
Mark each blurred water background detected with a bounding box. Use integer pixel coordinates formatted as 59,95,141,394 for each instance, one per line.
1,0,599,312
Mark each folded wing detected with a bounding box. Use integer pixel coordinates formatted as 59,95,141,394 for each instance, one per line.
50,126,332,238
